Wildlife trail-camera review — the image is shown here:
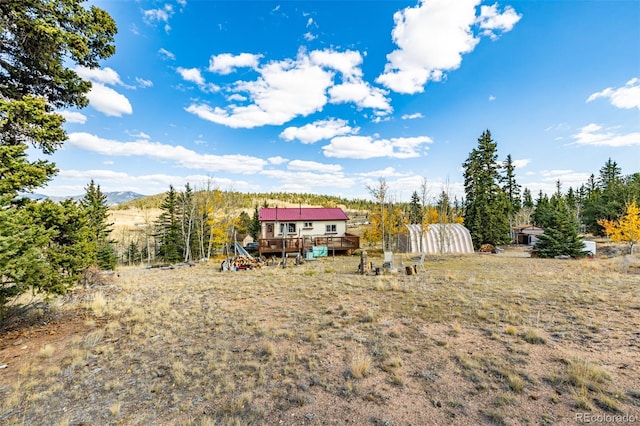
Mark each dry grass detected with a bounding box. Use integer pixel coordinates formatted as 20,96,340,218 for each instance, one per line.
1,249,639,424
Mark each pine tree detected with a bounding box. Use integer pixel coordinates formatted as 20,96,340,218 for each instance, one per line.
582,159,625,233
0,197,52,311
534,207,585,258
408,191,423,224
80,180,115,269
156,185,182,263
248,205,261,241
501,154,521,214
0,0,116,314
522,188,534,209
532,191,553,228
27,199,96,292
462,130,510,249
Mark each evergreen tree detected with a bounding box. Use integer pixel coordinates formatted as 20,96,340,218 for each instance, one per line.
462,130,510,249
534,207,585,258
436,191,455,223
81,180,111,241
80,180,115,269
582,159,626,233
408,191,423,224
532,191,553,228
156,185,182,263
126,241,141,265
0,196,52,311
248,205,261,241
522,188,534,210
27,199,96,291
501,154,521,213
0,0,116,314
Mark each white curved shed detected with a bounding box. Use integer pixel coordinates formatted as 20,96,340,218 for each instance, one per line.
405,223,474,254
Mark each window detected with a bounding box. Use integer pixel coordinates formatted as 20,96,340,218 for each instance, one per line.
280,223,296,234
326,224,337,233
303,222,313,229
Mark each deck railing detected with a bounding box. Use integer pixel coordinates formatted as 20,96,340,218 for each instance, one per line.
258,233,360,255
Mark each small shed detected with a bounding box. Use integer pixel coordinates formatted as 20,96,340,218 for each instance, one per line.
242,235,254,247
402,223,474,254
512,225,544,245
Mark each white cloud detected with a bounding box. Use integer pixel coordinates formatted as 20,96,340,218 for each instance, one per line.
587,78,640,110
268,156,288,165
127,131,150,139
377,0,520,94
53,170,249,196
177,67,219,92
187,56,333,128
287,160,342,173
158,48,176,60
489,95,496,101
309,49,363,79
227,93,247,102
59,110,87,124
86,83,133,117
67,132,267,173
208,53,262,75
328,80,392,113
143,4,174,31
75,66,124,86
309,49,393,113
280,118,358,144
512,159,530,168
260,169,355,190
74,66,133,117
357,167,406,178
189,48,392,129
323,135,432,159
136,77,153,88
524,169,592,194
571,123,640,147
401,112,424,120
304,32,317,41
477,4,522,39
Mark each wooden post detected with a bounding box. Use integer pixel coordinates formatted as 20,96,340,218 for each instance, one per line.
359,250,370,274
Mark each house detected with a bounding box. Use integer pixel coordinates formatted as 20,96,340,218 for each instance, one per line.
512,225,544,245
257,207,360,256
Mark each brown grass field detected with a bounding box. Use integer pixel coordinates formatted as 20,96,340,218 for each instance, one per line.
1,248,639,425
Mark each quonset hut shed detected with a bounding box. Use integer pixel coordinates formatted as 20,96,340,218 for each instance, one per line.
402,224,474,254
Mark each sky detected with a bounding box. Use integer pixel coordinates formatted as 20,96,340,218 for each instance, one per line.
37,0,640,202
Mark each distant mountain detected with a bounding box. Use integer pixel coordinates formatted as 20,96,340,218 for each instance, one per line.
20,191,145,206
102,191,146,206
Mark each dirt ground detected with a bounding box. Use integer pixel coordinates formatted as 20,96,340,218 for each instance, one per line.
1,248,639,425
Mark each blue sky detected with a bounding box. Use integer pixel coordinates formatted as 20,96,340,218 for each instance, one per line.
39,0,639,202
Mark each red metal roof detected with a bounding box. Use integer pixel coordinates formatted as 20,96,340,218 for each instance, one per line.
259,207,349,221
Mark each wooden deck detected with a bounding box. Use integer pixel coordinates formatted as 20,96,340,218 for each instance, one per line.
258,233,360,256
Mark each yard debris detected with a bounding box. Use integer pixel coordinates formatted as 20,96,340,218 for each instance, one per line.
220,255,264,271
479,244,496,253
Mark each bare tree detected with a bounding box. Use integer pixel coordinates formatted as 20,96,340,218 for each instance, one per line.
366,178,389,250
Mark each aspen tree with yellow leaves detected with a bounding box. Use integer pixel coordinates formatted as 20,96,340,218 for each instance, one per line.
598,202,640,254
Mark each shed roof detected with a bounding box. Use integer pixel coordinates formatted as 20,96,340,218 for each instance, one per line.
259,207,349,221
